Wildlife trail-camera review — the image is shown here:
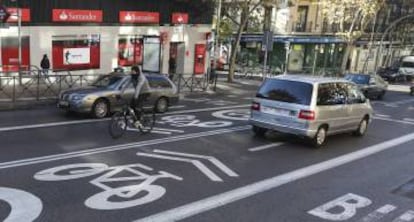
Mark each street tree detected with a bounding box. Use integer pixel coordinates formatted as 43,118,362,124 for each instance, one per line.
320,0,385,73
220,0,281,82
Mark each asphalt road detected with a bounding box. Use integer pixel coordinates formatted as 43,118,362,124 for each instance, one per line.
0,82,414,222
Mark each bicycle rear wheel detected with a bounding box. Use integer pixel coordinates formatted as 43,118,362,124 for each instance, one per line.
138,109,156,134
109,111,128,139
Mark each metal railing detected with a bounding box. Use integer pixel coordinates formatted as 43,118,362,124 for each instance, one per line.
170,73,208,93
0,72,209,105
0,74,101,103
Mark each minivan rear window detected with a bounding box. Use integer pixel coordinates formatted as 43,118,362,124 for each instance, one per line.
256,79,313,105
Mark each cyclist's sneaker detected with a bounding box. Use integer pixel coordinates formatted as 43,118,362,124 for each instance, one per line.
134,121,142,128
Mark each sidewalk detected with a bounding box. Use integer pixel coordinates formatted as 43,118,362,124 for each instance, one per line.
0,78,262,111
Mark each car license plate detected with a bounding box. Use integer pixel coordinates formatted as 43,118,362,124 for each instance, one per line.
59,101,69,107
262,106,291,116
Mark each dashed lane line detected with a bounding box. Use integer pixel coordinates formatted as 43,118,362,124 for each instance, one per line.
248,143,285,152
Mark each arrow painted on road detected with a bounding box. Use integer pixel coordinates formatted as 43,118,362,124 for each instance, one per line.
137,150,238,182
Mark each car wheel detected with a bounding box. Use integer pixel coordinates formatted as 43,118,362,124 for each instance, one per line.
311,126,327,148
410,87,414,96
252,126,267,137
377,91,385,100
155,97,169,113
353,118,368,137
92,99,109,119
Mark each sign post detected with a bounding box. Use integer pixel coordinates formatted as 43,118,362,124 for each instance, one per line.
262,31,273,79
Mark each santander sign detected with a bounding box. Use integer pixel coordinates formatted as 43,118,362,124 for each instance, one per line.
53,9,103,22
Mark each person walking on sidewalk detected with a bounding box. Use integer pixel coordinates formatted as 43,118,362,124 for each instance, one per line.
40,54,50,76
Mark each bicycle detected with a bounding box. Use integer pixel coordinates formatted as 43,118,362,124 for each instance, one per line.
109,96,156,139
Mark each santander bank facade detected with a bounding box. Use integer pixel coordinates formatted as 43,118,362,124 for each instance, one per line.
0,0,214,75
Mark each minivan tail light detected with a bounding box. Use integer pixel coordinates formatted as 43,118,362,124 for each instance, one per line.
299,110,315,120
251,102,261,111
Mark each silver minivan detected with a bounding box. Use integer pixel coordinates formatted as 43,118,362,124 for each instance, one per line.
249,75,373,147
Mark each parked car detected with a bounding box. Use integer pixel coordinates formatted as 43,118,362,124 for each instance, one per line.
377,66,402,82
399,55,414,81
344,73,388,100
58,72,179,118
249,75,373,147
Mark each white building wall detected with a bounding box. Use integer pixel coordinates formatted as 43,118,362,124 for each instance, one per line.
0,25,211,75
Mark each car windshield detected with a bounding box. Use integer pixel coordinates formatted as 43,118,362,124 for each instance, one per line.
345,74,370,85
91,75,124,90
256,79,313,105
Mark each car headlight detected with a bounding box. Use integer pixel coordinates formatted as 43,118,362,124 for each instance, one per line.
71,94,87,101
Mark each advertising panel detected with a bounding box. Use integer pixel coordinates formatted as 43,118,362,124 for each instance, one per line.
1,36,30,72
52,35,100,71
143,37,160,73
63,48,90,65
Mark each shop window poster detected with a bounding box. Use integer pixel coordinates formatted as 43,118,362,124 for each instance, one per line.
52,35,100,71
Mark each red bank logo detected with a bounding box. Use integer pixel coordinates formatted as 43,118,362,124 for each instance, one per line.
119,11,159,23
53,9,103,22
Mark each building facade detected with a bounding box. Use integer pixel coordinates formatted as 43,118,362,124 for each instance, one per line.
237,0,414,74
0,0,214,75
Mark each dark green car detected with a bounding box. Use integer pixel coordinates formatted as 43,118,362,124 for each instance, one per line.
58,72,179,118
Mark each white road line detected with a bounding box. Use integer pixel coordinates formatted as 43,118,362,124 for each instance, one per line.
374,117,414,125
126,127,172,135
374,114,391,118
153,150,239,177
403,118,414,122
137,152,223,182
393,210,414,222
0,126,251,170
170,105,186,109
166,104,250,115
0,119,109,132
134,131,414,222
0,104,250,133
358,205,397,222
248,143,284,152
152,127,185,133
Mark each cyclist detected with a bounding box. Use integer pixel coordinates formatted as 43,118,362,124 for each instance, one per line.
122,65,149,127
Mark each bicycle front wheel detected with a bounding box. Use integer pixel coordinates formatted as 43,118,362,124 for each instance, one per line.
109,111,128,139
138,109,156,134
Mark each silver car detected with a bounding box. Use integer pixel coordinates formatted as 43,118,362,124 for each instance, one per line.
249,75,373,147
58,72,179,118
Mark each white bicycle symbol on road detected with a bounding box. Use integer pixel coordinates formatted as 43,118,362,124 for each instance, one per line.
34,163,182,210
158,115,233,128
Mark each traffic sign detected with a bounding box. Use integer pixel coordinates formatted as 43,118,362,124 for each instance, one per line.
0,5,11,23
262,31,273,52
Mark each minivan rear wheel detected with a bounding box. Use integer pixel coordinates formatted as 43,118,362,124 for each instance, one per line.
252,126,267,137
353,118,368,137
311,126,327,148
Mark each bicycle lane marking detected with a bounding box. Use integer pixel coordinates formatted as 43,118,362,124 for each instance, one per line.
134,131,414,222
0,187,43,222
33,163,183,211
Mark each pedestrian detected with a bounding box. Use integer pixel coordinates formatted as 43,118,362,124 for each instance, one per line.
40,54,50,76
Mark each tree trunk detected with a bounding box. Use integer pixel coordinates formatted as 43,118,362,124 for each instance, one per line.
228,7,250,83
340,42,354,74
